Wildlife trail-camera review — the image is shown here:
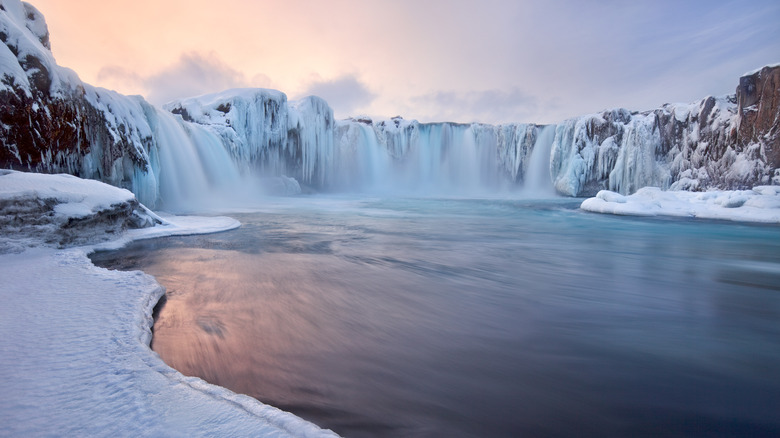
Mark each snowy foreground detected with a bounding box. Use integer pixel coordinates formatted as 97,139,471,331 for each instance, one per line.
581,186,780,223
0,172,338,437
2,170,777,436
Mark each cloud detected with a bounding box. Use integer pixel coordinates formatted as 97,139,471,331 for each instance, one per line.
410,88,539,124
96,65,145,92
299,75,376,117
98,52,272,106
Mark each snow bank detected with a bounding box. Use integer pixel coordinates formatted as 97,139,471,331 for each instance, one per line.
0,170,161,252
581,186,780,223
0,171,338,437
0,168,137,211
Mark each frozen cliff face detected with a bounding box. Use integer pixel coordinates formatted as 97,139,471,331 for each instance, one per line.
166,94,549,195
0,1,138,196
0,0,162,205
550,80,778,197
288,95,335,187
736,65,780,176
0,0,257,210
165,91,337,190
164,88,289,165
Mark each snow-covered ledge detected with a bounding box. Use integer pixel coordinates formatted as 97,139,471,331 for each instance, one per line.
0,171,338,437
580,186,780,223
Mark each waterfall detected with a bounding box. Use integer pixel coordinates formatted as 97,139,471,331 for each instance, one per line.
119,90,558,205
521,125,557,197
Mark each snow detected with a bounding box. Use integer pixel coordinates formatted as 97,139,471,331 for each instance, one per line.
742,62,780,77
164,88,290,165
0,0,80,96
581,186,780,223
0,171,339,437
548,95,772,197
0,169,136,216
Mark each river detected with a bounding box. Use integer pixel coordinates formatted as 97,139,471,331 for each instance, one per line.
91,196,780,437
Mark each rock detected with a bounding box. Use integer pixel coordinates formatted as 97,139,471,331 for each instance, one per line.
737,65,780,168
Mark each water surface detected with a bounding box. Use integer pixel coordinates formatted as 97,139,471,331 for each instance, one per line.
91,197,780,437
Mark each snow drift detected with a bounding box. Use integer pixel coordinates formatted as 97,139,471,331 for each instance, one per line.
581,185,780,223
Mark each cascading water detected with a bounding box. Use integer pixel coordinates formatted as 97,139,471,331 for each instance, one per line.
326,120,534,196
393,123,496,195
125,90,558,206
521,125,557,197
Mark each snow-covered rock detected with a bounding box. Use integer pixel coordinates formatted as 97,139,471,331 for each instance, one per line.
0,0,161,203
551,63,780,198
580,186,780,223
550,92,777,197
0,1,257,209
0,169,160,252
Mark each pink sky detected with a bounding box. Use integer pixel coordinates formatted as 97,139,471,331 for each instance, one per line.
32,0,780,124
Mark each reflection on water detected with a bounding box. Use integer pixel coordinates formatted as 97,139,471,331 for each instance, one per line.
91,198,780,437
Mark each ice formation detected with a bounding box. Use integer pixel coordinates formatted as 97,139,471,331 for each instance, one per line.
581,186,780,223
168,95,550,196
1,0,778,204
549,95,777,196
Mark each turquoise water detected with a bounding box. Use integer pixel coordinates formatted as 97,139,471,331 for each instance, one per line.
91,197,780,437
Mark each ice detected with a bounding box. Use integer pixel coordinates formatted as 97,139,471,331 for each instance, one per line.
162,92,552,196
0,169,136,210
165,88,289,164
288,96,336,186
608,113,671,194
549,96,773,197
580,186,780,223
0,171,339,437
742,62,780,77
520,125,557,196
2,0,778,204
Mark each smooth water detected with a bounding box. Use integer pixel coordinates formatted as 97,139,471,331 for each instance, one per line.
91,197,780,437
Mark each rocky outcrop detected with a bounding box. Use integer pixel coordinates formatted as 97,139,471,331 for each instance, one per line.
0,169,160,252
550,66,779,197
0,1,157,203
737,65,780,169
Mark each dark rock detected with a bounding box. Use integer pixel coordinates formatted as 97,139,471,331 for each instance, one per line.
737,65,780,168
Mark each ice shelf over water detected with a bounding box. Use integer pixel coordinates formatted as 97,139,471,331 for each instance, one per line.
0,171,339,437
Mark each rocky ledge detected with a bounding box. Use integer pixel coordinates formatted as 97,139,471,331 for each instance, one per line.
0,170,160,252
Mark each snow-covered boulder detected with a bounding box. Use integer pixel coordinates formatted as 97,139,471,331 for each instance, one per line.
0,170,160,252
